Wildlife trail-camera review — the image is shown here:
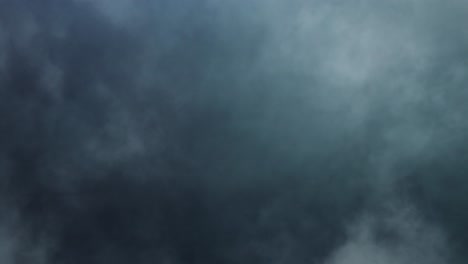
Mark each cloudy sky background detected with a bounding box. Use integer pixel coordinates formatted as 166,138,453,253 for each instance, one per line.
0,0,467,263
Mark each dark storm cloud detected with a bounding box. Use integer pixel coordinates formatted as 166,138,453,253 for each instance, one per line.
0,0,468,263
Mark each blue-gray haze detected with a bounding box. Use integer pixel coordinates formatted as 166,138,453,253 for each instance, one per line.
0,0,467,263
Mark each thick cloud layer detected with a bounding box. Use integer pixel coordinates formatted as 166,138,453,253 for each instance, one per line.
0,0,467,263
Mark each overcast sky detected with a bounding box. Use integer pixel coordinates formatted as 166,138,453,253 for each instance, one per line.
0,0,468,263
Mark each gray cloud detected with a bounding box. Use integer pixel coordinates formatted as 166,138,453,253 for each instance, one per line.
324,205,450,264
0,0,467,263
